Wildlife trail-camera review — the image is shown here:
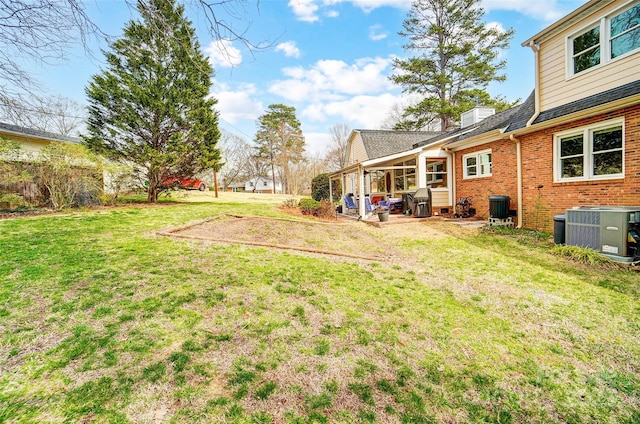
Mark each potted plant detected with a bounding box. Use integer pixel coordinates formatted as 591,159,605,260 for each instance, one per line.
377,206,389,222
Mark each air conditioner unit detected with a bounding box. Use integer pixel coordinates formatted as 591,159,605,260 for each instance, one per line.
566,206,640,262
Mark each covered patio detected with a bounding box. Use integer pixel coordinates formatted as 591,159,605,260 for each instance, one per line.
329,145,453,221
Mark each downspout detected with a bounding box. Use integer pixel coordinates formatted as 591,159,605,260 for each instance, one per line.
443,146,455,208
510,134,523,228
526,40,541,127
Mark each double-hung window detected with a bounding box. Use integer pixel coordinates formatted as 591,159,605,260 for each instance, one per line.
426,159,447,187
568,2,640,76
555,119,624,182
463,150,492,179
393,158,416,191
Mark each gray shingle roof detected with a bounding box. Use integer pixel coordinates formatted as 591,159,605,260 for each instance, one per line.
531,80,640,126
357,130,441,160
0,121,81,144
409,80,640,151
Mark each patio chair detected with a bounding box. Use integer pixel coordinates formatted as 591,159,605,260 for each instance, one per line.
364,197,375,214
378,200,389,210
343,195,358,214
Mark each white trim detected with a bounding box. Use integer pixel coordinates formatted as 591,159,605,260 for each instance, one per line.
553,117,625,182
462,149,493,179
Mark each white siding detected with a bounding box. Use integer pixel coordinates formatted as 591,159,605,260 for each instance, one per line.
539,0,640,111
431,189,450,208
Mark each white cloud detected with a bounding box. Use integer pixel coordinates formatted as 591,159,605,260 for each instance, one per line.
205,39,242,68
481,0,583,22
303,132,333,155
289,0,320,22
302,93,402,128
269,57,395,102
324,9,339,18
289,0,409,22
212,83,263,124
339,0,410,13
369,24,389,41
275,41,302,58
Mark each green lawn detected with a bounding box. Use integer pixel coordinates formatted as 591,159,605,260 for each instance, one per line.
0,193,638,423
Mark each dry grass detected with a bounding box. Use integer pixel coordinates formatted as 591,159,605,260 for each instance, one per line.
0,195,638,423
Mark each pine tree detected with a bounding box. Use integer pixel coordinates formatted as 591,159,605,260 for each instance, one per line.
389,0,514,131
254,104,305,195
84,0,221,202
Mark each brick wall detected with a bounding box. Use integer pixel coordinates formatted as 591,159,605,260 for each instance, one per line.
519,104,640,232
454,139,518,219
453,104,640,231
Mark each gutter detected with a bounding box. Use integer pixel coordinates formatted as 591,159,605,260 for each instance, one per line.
509,134,523,228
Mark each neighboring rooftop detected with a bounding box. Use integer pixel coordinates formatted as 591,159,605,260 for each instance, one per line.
0,121,81,144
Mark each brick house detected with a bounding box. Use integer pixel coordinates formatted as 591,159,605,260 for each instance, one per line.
432,0,640,231
331,0,639,229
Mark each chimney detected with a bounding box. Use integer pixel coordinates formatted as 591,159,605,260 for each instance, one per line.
461,107,495,128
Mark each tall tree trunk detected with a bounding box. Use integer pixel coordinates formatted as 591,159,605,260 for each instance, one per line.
270,162,276,194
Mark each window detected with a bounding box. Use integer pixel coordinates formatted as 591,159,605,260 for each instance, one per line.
369,170,386,193
463,150,492,179
572,26,601,74
568,2,640,76
610,3,640,58
426,159,448,188
393,158,416,191
555,120,624,181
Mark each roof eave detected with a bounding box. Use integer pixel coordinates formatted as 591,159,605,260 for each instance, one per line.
444,128,508,152
510,93,640,136
521,0,613,46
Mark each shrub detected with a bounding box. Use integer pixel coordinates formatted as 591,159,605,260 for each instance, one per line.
0,138,35,208
299,198,319,215
551,245,619,268
311,173,330,201
298,198,336,219
34,143,103,209
317,200,336,219
281,197,298,209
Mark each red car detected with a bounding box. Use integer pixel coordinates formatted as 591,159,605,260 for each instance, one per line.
163,177,207,191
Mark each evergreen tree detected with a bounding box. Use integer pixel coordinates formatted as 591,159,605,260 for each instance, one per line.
84,0,221,202
254,104,305,195
389,0,514,131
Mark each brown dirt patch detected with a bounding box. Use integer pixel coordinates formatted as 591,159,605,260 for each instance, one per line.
159,214,402,261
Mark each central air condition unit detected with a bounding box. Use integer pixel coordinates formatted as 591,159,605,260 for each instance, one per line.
565,206,640,261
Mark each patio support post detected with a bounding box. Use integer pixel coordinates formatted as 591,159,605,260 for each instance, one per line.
358,165,365,217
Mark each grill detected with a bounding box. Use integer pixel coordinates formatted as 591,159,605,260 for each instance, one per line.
412,187,432,218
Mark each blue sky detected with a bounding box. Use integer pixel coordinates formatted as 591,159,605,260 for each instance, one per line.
27,0,587,154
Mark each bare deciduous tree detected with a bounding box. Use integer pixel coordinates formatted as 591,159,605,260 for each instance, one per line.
0,0,100,97
218,130,253,190
1,1,271,98
0,94,85,136
323,123,350,172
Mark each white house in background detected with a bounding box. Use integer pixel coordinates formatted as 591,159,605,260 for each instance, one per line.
0,121,81,157
245,177,282,194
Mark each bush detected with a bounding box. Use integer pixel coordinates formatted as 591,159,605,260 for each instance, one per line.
281,197,298,209
311,173,330,201
298,198,336,219
317,201,336,219
0,138,35,208
299,198,319,215
551,245,619,268
34,143,103,209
